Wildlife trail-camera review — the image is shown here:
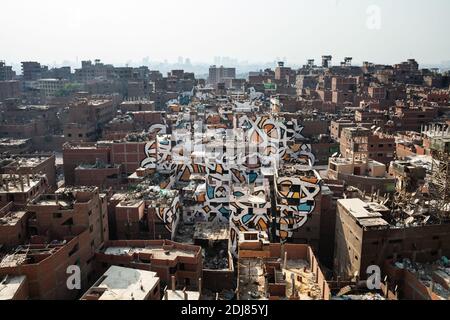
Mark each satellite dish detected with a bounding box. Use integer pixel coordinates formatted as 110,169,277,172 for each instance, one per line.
332,152,338,158
423,216,430,224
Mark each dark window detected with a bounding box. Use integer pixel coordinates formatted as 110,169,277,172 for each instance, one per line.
62,218,74,226
53,212,62,219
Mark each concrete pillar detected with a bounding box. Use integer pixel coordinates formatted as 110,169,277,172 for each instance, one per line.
283,252,288,269
19,174,24,192
183,288,188,300
384,279,389,298
26,174,30,187
171,275,176,291
290,273,296,299
198,278,202,294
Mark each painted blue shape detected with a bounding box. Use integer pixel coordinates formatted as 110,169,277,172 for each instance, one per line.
234,191,245,198
219,207,231,219
242,214,253,224
297,203,312,212
207,185,215,200
248,172,258,184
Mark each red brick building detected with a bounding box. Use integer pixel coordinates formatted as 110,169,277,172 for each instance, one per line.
27,187,109,250
95,239,202,290
0,202,28,248
63,142,111,186
0,174,49,209
0,154,57,191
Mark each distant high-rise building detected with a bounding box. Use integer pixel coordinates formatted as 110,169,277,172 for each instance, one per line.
0,61,16,80
21,61,47,81
322,55,332,68
208,65,236,86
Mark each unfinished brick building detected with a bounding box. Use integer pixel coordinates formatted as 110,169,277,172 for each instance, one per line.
26,187,109,250
0,229,93,300
0,174,49,209
0,154,57,191
334,198,450,281
94,239,202,290
236,231,331,300
0,202,28,248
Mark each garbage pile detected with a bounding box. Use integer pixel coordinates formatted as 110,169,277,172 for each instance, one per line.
394,256,450,299
334,293,386,300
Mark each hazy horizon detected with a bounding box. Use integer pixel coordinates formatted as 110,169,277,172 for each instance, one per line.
1,0,449,69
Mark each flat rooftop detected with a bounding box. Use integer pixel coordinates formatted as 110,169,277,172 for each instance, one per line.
1,155,52,168
103,245,196,261
0,211,27,226
0,174,43,194
30,188,97,207
0,139,30,146
338,198,389,228
164,290,200,300
120,100,154,105
330,157,385,167
0,243,67,268
0,275,27,300
83,266,159,300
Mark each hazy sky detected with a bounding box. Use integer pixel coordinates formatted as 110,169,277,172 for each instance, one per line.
1,0,449,66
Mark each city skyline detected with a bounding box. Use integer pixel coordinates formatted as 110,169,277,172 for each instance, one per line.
1,0,449,67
